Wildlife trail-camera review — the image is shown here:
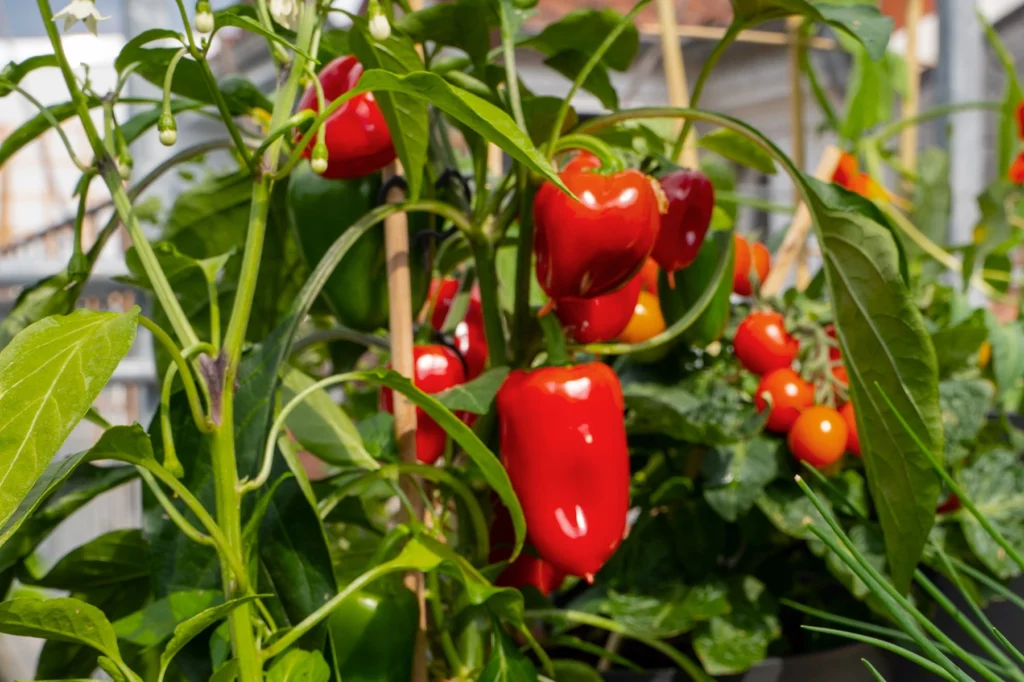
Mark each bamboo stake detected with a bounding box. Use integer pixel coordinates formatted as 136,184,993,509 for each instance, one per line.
655,0,700,169
900,0,923,189
761,145,842,297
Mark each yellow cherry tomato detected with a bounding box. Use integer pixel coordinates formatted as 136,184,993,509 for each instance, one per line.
618,291,666,344
979,341,992,369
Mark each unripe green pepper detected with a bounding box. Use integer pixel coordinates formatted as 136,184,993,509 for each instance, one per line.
328,586,418,681
660,232,734,347
287,162,429,332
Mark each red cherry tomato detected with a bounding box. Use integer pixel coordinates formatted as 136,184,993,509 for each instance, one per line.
788,406,848,470
617,291,666,345
755,368,814,433
840,402,860,457
639,258,660,294
1017,101,1024,140
734,311,800,375
380,345,467,465
825,324,849,386
732,236,770,296
832,152,860,191
556,273,643,344
652,169,715,276
297,56,395,179
937,493,962,514
427,278,488,379
1011,152,1024,186
534,164,662,299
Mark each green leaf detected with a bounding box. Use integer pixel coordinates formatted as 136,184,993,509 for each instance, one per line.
114,28,183,72
543,51,618,110
699,128,777,175
0,272,83,350
909,147,951,260
416,535,523,624
931,310,988,378
756,481,833,543
0,597,123,663
730,1,892,60
349,22,429,201
114,589,222,647
158,596,261,681
435,367,511,415
396,0,494,69
552,660,603,682
213,12,313,60
823,523,887,603
24,529,148,590
479,624,538,682
692,577,781,676
958,449,1024,579
521,9,640,71
939,379,994,464
598,583,700,638
0,55,59,97
807,180,943,593
210,660,239,682
701,437,778,522
0,450,89,555
986,314,1024,408
0,309,139,534
266,649,331,682
838,38,893,142
522,97,579,146
352,69,567,193
280,367,376,469
623,381,763,446
356,369,526,560
0,99,84,168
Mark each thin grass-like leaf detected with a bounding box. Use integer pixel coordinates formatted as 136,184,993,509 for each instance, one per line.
796,478,975,682
800,461,869,521
952,559,1024,613
877,384,1024,574
992,628,1024,671
802,626,958,682
862,658,890,682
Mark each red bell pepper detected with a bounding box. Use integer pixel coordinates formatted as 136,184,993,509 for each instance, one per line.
427,277,488,379
555,272,643,344
489,499,566,596
497,363,631,581
297,56,396,179
652,169,715,281
380,345,467,465
533,161,662,299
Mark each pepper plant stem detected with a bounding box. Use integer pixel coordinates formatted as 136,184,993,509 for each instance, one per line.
468,237,508,367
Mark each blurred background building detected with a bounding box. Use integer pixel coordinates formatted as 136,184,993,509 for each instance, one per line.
2,0,1024,675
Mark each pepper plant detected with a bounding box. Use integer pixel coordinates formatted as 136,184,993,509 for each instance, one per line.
0,0,956,680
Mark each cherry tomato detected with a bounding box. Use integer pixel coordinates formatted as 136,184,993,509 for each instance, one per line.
979,341,992,369
617,291,666,344
832,152,860,190
788,405,848,470
733,235,770,296
1017,101,1024,140
825,324,849,386
639,258,660,294
755,368,814,433
734,311,799,375
937,493,962,514
840,401,860,457
1011,152,1024,186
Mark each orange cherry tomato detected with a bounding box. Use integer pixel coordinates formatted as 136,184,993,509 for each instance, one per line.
755,368,814,433
734,311,800,375
617,291,666,344
840,402,860,457
639,258,660,294
979,340,992,369
751,242,770,286
788,406,848,470
832,152,860,190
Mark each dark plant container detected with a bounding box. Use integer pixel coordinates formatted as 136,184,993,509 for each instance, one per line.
601,644,892,682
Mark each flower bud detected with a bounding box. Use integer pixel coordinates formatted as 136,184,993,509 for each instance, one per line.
195,1,214,35
158,111,178,147
369,12,391,41
311,142,329,175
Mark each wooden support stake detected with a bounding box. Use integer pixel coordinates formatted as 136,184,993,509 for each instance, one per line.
900,0,924,187
761,145,842,297
639,22,840,51
488,143,504,177
655,0,700,169
383,164,428,682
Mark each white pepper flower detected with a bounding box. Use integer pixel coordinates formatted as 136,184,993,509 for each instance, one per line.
52,0,110,36
269,0,299,29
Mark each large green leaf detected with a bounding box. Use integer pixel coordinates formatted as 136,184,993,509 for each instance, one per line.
520,9,640,71
479,625,538,682
931,310,988,378
623,382,764,446
435,367,510,415
701,437,778,522
730,1,892,60
909,147,951,260
986,313,1024,409
543,51,618,110
349,22,429,200
807,180,943,593
397,0,494,69
280,367,375,469
0,55,59,97
266,649,331,682
698,128,776,175
0,272,83,351
939,379,994,465
958,449,1024,579
348,69,567,193
692,577,780,676
0,598,123,664
0,309,138,534
24,529,148,590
